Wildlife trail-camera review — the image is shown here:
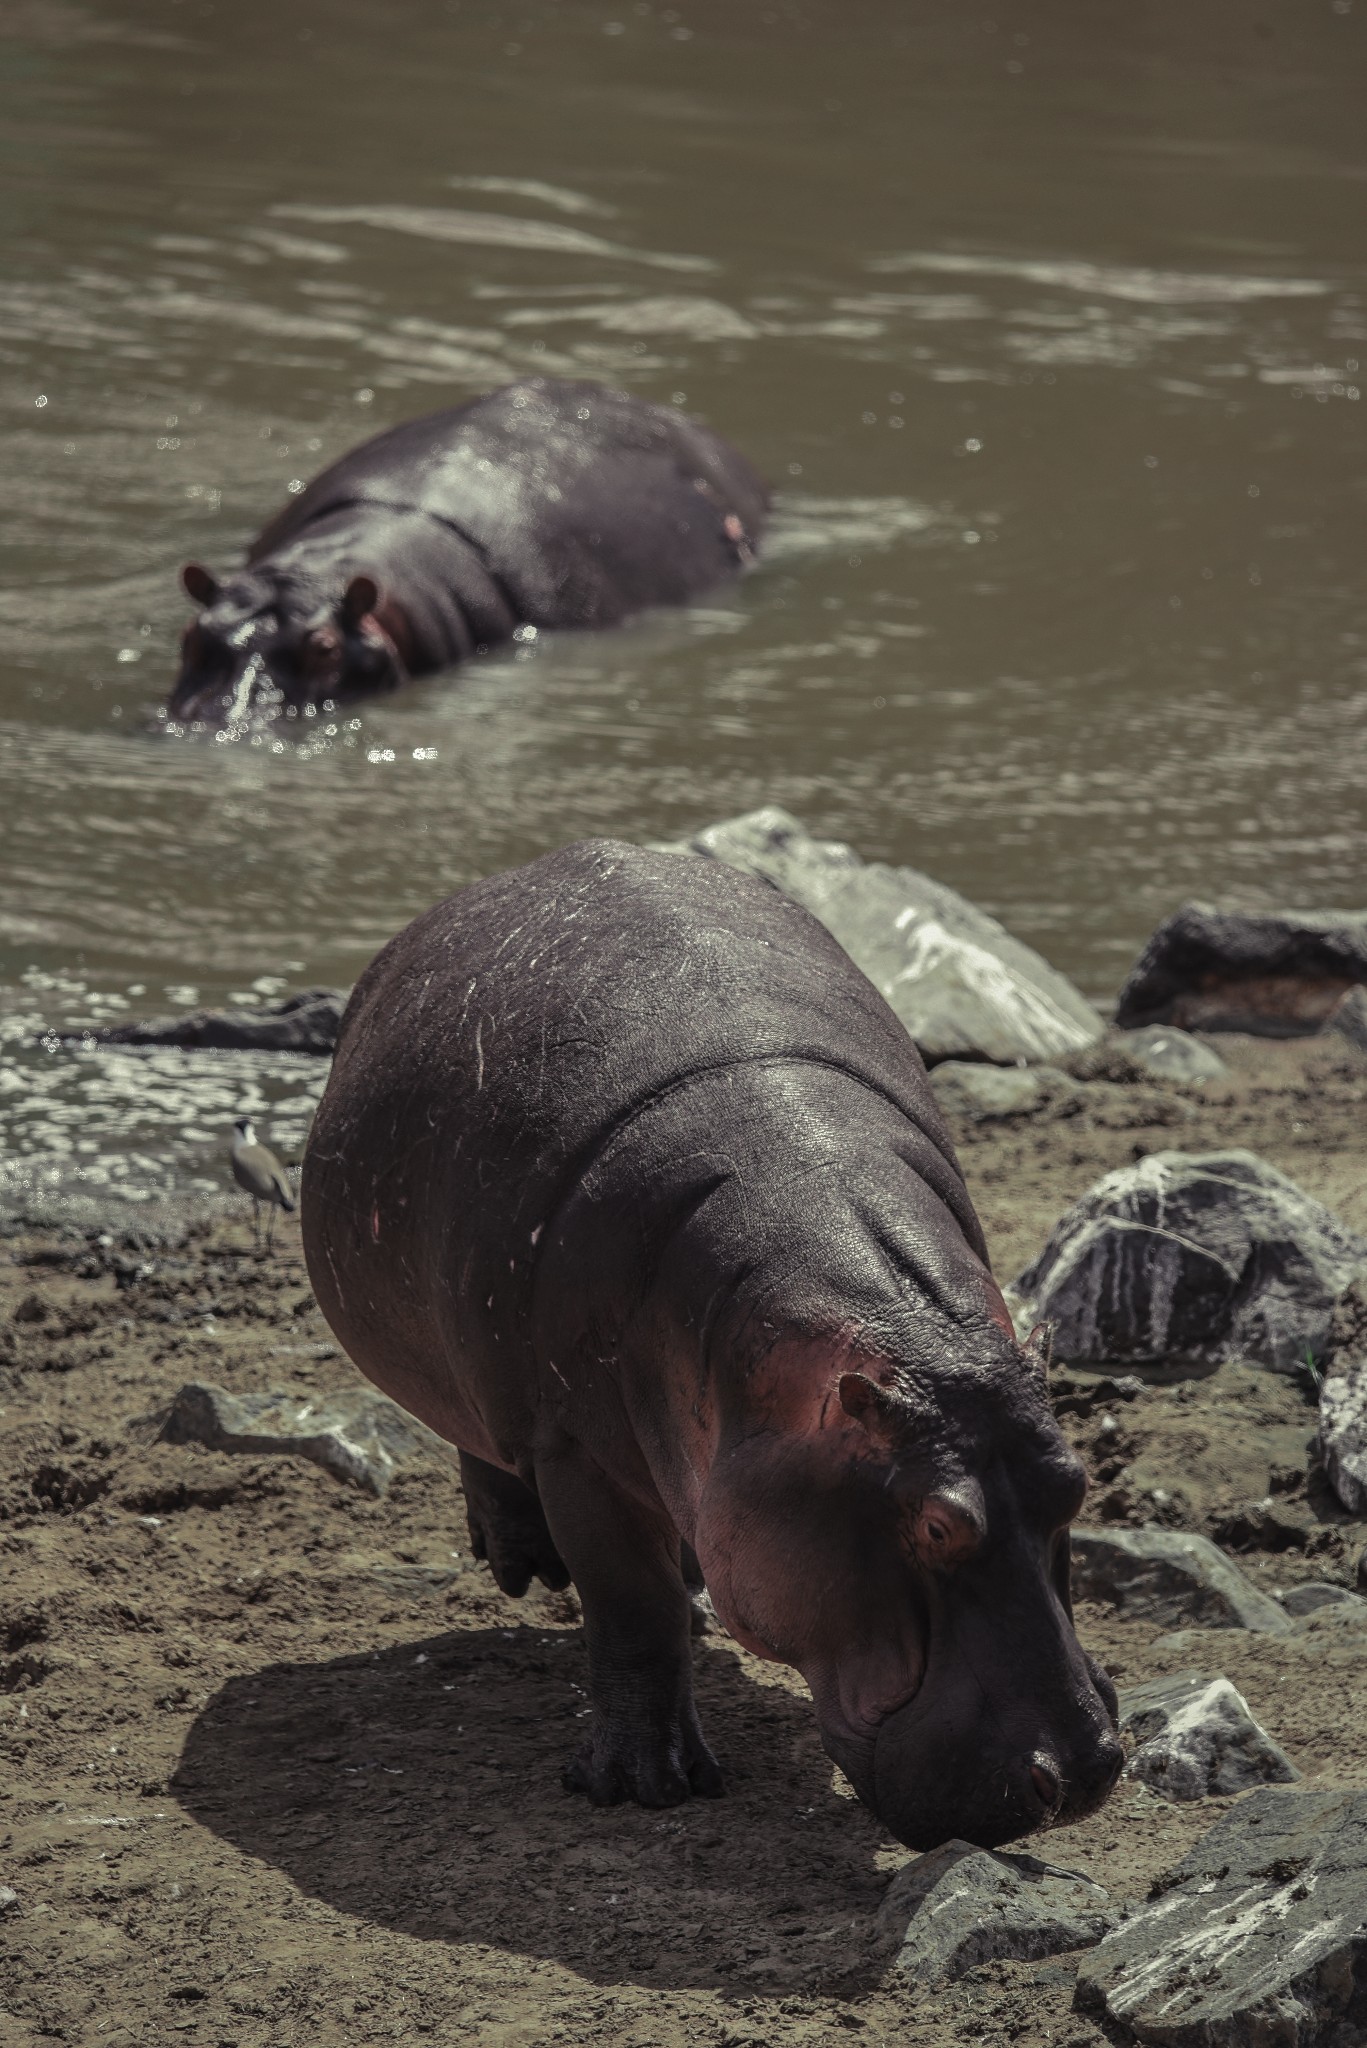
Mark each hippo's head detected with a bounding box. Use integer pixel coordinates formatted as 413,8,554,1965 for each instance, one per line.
695,1321,1122,1851
165,562,406,728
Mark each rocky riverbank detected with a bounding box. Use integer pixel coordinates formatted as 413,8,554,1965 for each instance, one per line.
4,1027,1366,2046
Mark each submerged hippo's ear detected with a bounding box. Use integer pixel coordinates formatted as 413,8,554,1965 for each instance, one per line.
341,574,380,626
181,563,220,608
1023,1322,1054,1378
838,1371,912,1444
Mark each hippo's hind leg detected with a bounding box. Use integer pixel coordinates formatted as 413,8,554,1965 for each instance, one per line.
535,1443,723,1809
459,1450,570,1598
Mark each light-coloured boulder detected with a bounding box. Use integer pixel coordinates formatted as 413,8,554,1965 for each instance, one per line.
657,807,1102,1066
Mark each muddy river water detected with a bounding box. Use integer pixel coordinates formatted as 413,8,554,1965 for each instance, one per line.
1,0,1363,1203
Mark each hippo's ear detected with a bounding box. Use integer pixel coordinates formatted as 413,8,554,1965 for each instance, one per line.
838,1371,913,1445
341,574,380,626
181,563,220,608
1023,1322,1054,1378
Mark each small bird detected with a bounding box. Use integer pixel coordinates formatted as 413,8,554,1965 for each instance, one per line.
230,1116,296,1250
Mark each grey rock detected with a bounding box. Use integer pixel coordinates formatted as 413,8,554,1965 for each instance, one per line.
1069,1527,1294,1634
1116,901,1367,1036
1319,1357,1367,1515
1075,1784,1367,2044
73,987,346,1056
150,1381,450,1495
370,1564,459,1596
1328,985,1367,1053
930,1061,1079,1122
657,807,1102,1066
1049,1368,1147,1419
1118,1671,1298,1802
1279,1581,1367,1619
1010,1149,1367,1373
0,1886,18,1918
1071,1026,1229,1087
877,1839,1113,1986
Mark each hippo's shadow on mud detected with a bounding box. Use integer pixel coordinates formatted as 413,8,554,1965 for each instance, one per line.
171,1622,894,1992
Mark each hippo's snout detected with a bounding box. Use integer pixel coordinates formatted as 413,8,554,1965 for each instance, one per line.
859,1647,1123,1852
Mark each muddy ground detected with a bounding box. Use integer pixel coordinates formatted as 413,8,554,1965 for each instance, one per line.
3,1033,1366,2048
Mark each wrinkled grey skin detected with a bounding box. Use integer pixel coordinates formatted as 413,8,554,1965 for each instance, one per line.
301,843,1122,1848
166,378,767,729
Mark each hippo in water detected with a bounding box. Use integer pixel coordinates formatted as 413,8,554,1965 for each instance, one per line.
301,843,1123,1849
166,379,767,729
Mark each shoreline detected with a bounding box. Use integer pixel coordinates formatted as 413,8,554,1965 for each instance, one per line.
3,1029,1365,2043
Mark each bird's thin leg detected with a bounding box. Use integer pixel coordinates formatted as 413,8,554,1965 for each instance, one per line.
266,1205,276,1252
252,1198,260,1251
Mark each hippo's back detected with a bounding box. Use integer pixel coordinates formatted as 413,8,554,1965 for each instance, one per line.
252,380,768,628
301,843,972,1448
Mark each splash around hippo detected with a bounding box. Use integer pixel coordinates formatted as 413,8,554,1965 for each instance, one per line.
301,843,1122,1849
165,378,766,730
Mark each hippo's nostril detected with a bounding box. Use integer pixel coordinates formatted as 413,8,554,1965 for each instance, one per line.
1029,1759,1061,1810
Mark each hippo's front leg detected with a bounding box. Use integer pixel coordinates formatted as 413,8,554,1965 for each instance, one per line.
535,1444,724,1808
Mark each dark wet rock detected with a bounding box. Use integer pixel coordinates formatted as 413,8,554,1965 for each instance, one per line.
71,988,346,1056
1329,984,1367,1053
1118,1671,1298,1802
1279,1581,1367,1619
1075,1784,1367,2044
657,807,1103,1065
1069,1526,1293,1634
1115,901,1367,1037
1009,1149,1367,1374
146,1381,450,1496
876,1839,1114,1986
929,1060,1081,1121
1069,1025,1228,1087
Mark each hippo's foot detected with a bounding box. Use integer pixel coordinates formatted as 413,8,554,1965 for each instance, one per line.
563,1708,724,1808
459,1450,571,1598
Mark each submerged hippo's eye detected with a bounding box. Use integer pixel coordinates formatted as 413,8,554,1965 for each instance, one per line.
304,627,341,672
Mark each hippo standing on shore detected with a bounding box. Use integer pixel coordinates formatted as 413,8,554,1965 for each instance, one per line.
301,844,1122,1849
167,379,766,727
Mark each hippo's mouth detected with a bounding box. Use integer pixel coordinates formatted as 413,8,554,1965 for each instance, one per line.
807,1665,924,1809
166,654,291,732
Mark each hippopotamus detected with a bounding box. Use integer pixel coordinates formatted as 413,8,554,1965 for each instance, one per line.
300,843,1122,1849
167,379,767,728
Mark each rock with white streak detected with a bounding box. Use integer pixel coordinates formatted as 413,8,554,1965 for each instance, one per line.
656,807,1103,1066
877,1839,1114,1986
1075,1785,1367,2044
1010,1149,1367,1373
149,1381,450,1496
1118,1672,1298,1802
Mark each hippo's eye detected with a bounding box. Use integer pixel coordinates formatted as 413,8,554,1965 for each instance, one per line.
304,628,340,671
909,1490,984,1570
